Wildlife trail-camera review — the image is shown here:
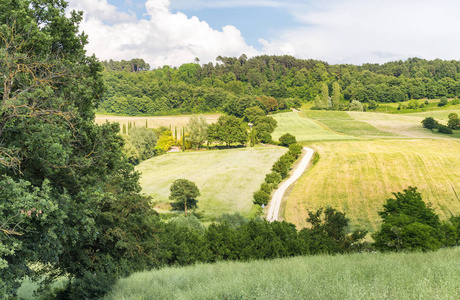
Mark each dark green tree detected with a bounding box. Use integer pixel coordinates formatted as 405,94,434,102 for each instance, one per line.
170,179,200,216
447,113,460,130
0,1,159,297
279,133,297,147
208,115,248,148
421,117,439,130
372,187,441,251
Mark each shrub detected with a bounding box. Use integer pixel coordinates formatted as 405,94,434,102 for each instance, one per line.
260,183,273,194
253,189,270,205
265,171,282,185
288,143,303,158
349,100,363,111
279,133,297,146
438,125,453,134
452,98,460,105
447,113,460,130
421,117,439,130
438,97,448,107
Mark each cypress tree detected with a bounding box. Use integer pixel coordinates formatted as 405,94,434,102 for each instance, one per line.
182,127,186,151
332,82,341,111
122,124,127,134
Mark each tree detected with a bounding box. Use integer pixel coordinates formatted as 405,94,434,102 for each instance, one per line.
349,100,364,111
0,1,159,297
129,126,157,160
170,179,200,216
207,115,248,148
421,117,439,130
244,106,266,124
332,82,341,111
438,97,448,106
156,130,175,152
321,83,330,109
372,187,442,251
187,115,209,150
447,113,460,130
279,133,297,147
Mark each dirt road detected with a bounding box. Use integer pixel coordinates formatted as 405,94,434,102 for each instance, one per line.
266,147,314,222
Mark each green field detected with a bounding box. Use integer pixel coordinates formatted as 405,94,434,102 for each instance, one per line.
284,139,460,232
137,146,287,218
271,111,357,142
103,247,460,300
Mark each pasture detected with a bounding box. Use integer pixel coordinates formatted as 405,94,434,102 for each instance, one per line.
103,247,460,300
136,146,287,218
283,139,460,232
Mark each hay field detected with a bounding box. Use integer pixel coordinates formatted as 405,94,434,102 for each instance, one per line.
137,146,287,218
283,139,460,232
95,113,221,129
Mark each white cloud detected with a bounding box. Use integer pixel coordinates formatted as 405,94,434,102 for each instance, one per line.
68,0,259,67
263,0,460,64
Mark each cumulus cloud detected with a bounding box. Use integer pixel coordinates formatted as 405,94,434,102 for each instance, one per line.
68,0,259,67
263,0,460,64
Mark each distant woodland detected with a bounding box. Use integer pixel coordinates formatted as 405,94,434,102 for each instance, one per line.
101,56,460,115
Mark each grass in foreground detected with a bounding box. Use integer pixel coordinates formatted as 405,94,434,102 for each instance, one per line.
284,139,460,232
137,146,287,218
104,247,460,300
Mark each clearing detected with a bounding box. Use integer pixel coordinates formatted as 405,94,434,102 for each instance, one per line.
136,146,288,218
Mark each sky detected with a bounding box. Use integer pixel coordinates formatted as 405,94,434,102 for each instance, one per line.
67,0,460,68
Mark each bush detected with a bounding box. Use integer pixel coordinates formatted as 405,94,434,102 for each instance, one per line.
279,133,296,147
349,100,363,111
452,98,460,105
265,171,282,185
438,97,448,107
253,189,270,205
421,117,439,130
260,183,273,194
288,143,303,158
438,125,453,134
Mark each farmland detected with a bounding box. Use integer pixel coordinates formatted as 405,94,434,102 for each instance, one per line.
136,146,287,218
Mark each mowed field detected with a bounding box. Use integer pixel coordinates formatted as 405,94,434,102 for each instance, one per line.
283,139,460,232
103,247,460,300
137,146,287,218
95,113,221,130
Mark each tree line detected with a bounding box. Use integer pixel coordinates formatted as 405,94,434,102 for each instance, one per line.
99,56,460,116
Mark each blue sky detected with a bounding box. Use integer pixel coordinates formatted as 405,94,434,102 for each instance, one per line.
67,0,460,67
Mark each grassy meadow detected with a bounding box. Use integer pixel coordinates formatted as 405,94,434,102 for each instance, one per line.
283,139,460,232
136,146,287,218
103,247,460,300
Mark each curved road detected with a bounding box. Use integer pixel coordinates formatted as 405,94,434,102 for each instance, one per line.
266,147,314,222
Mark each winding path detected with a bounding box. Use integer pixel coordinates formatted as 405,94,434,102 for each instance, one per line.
266,147,314,222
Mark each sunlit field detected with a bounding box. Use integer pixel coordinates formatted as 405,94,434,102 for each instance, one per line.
283,139,460,232
137,146,287,218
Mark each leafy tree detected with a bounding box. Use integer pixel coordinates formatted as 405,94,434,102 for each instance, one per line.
447,113,460,130
349,100,364,111
372,187,441,251
187,115,209,150
279,133,297,147
253,116,277,144
253,189,270,205
421,117,439,129
332,82,341,111
169,179,200,216
0,1,160,297
207,115,248,148
156,130,175,151
129,126,157,160
121,134,140,164
244,106,266,124
438,97,448,106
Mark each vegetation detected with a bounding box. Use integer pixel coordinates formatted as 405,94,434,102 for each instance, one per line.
169,179,200,216
136,146,287,217
101,247,460,300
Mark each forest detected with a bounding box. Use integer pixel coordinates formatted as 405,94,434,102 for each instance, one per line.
100,56,460,116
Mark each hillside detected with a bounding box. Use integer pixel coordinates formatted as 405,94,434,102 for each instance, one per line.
136,146,288,218
102,247,460,300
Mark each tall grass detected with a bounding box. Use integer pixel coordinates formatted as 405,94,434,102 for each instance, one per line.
104,247,460,300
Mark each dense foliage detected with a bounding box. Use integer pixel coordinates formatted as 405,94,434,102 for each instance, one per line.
0,1,160,298
100,56,460,115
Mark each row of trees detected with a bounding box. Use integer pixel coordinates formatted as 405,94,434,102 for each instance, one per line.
99,56,460,116
421,113,460,134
